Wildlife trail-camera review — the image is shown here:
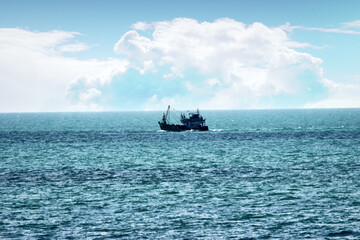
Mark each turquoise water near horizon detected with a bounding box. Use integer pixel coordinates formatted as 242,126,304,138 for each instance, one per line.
1,109,360,239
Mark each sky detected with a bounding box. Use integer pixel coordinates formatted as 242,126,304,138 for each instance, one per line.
1,0,360,112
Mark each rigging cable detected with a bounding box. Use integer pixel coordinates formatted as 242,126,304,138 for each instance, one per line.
170,110,181,123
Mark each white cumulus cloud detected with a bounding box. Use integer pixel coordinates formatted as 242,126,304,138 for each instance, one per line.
114,18,324,109
58,43,90,52
131,21,152,31
304,79,360,108
0,28,129,112
2,18,358,112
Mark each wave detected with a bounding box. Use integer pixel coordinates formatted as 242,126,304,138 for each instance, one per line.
210,129,225,132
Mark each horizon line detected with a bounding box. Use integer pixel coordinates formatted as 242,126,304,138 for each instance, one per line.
1,107,359,114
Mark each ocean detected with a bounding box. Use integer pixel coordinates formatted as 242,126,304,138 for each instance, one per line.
1,109,360,239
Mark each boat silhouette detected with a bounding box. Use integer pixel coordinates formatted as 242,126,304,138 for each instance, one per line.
158,105,209,131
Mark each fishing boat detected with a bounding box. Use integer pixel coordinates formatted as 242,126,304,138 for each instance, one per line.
158,105,209,131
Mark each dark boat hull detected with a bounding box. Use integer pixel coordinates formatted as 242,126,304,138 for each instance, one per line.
158,122,208,131
199,126,209,131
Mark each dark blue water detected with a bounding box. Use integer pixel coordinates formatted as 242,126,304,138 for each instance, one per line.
1,109,360,239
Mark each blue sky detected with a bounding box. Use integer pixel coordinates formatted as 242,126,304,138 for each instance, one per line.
1,0,360,112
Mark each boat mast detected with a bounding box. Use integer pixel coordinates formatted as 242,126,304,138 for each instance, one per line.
165,105,170,123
